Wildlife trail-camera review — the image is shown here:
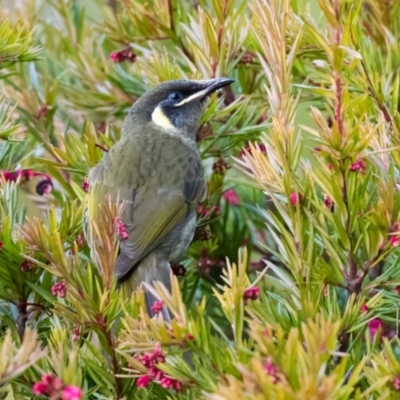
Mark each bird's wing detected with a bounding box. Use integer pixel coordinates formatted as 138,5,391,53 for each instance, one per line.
87,149,205,280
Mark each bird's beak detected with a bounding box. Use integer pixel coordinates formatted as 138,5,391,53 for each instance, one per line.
174,77,235,106
200,77,235,98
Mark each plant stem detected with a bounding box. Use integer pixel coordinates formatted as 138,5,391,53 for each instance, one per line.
104,327,122,397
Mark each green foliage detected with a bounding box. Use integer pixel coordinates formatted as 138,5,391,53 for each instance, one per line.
2,0,400,399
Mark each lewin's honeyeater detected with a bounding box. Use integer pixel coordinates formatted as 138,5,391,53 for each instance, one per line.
84,78,234,318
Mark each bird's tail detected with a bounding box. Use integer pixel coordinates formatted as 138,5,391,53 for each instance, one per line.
118,252,171,321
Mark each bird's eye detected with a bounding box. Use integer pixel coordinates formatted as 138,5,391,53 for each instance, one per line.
168,91,183,102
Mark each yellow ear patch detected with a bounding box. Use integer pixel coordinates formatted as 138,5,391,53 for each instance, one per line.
151,106,175,130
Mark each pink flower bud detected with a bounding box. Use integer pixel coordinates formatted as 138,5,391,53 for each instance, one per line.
151,300,164,315
222,189,239,205
114,217,129,240
394,376,400,391
81,180,89,192
361,304,368,313
32,382,48,395
390,236,400,247
35,104,48,119
349,159,367,173
136,375,151,388
395,286,400,295
368,318,383,341
244,286,260,301
110,48,136,63
289,192,302,206
20,260,33,272
51,281,67,298
263,357,279,383
61,386,82,400
324,195,334,211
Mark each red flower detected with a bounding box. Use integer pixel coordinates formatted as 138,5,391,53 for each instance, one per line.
394,376,400,391
222,189,239,205
139,344,166,368
110,48,136,63
81,180,89,192
114,217,129,240
32,374,62,396
32,382,48,395
61,386,82,400
395,286,400,295
390,236,400,247
361,304,368,313
35,104,49,119
151,300,164,315
51,281,67,298
136,375,151,388
324,195,334,211
368,318,383,341
160,377,182,392
244,286,260,301
349,159,367,173
0,241,3,250
289,192,302,206
72,325,80,342
263,357,280,383
2,169,33,182
20,260,33,272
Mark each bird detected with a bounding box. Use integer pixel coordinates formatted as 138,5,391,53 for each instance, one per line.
84,77,235,318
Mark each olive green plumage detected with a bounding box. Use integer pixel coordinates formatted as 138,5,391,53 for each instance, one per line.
83,78,234,317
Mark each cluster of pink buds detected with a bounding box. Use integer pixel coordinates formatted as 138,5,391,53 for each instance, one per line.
262,357,280,384
222,189,239,205
1,168,53,195
33,374,82,400
110,47,136,63
244,286,260,302
51,281,67,298
212,158,231,175
135,345,182,392
114,217,129,240
197,248,224,274
151,300,164,315
349,159,367,173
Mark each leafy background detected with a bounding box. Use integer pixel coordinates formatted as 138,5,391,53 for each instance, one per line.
1,0,400,399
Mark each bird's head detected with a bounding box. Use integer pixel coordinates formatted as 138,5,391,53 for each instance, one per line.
125,78,234,137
